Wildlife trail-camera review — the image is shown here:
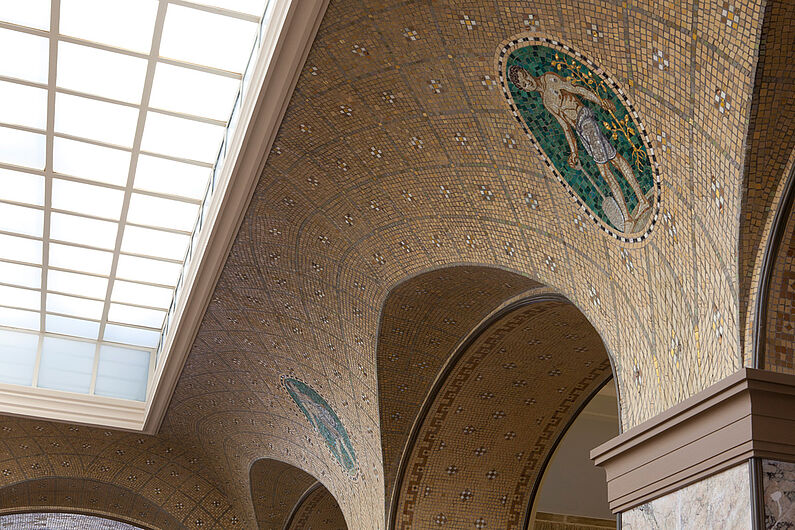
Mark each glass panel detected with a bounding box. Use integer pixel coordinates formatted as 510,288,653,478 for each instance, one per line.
59,0,159,54
49,243,113,276
0,80,48,129
160,5,259,73
49,212,118,250
51,179,124,220
103,323,160,348
0,262,41,289
57,42,148,104
0,307,39,331
54,93,139,148
0,203,43,237
190,0,268,15
45,314,100,340
46,293,103,320
0,29,49,83
149,63,240,120
0,329,38,386
94,345,149,401
127,193,199,232
120,225,189,261
0,0,50,30
47,270,108,299
141,111,225,163
52,137,131,186
108,303,165,329
0,285,40,311
37,336,95,394
0,126,46,169
0,168,45,206
133,155,210,200
0,234,42,265
116,254,181,286
111,280,173,309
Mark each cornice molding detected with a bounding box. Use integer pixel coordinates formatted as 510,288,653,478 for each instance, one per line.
591,368,795,513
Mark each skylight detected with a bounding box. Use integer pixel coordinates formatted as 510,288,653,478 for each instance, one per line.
0,0,269,402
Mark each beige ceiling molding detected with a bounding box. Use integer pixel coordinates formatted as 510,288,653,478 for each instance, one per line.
142,0,329,434
591,368,795,513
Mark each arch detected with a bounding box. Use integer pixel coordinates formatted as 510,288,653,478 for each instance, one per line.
379,265,616,529
0,477,184,530
249,458,347,530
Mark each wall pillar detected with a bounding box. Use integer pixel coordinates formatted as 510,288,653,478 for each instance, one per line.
591,369,795,529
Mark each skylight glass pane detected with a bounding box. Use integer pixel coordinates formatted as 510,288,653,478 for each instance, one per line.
103,323,160,348
52,179,124,220
0,329,38,386
38,336,95,394
111,281,173,309
57,42,148,104
0,234,42,265
0,169,45,206
116,254,181,286
108,303,165,329
159,5,258,73
0,0,50,30
0,262,41,289
49,243,113,276
190,0,269,16
149,63,240,120
0,285,40,311
54,94,139,148
50,212,118,250
127,194,199,232
0,126,46,169
95,345,150,401
52,137,131,186
0,203,43,237
133,155,210,200
0,29,49,83
46,293,103,320
47,270,108,299
59,0,158,54
45,314,100,340
0,307,39,331
141,112,225,163
0,81,47,129
121,226,189,261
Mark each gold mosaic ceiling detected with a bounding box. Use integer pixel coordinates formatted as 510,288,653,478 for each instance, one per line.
0,0,790,528
249,458,319,530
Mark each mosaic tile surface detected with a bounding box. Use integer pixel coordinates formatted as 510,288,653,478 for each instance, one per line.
249,459,317,530
288,484,348,530
393,299,612,529
763,459,795,529
0,0,783,527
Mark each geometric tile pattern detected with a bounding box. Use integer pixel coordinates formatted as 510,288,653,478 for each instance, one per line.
738,0,795,360
764,200,795,373
0,0,780,527
394,299,612,529
377,266,543,511
288,484,347,530
249,458,317,530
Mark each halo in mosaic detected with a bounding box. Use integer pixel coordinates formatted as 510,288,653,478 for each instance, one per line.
283,377,359,479
499,36,661,242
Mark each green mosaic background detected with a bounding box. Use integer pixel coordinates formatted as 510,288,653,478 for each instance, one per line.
506,45,654,230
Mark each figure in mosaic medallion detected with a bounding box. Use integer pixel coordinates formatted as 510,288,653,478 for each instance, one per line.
284,377,358,477
509,64,652,232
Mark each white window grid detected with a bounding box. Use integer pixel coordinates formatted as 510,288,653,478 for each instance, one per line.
0,0,272,400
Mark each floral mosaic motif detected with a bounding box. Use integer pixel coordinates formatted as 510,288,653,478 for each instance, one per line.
282,377,358,478
500,37,660,241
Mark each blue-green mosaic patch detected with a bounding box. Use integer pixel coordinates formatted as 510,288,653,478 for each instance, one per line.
284,377,358,478
503,42,657,236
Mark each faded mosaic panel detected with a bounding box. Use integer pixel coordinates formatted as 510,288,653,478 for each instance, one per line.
0,513,141,530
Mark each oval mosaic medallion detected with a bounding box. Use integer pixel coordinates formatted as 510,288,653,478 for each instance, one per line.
283,376,359,478
498,36,661,242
